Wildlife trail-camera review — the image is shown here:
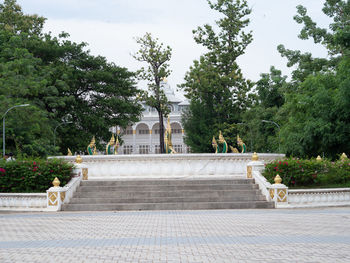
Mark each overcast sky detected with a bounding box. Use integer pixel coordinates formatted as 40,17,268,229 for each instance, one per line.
16,0,331,91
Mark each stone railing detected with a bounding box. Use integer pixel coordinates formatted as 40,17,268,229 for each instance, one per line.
288,188,350,207
53,153,285,179
46,162,85,211
0,193,47,211
247,156,288,208
0,162,84,212
247,155,350,208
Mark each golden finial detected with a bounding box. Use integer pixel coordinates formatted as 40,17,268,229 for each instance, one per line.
316,155,322,162
274,174,282,184
75,155,82,164
52,177,60,187
340,153,348,161
252,152,259,161
67,148,72,156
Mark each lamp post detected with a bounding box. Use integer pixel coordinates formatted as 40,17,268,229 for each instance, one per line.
237,123,253,152
262,120,280,153
2,104,30,157
54,122,73,148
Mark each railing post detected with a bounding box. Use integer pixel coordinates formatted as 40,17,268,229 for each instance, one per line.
46,177,65,211
269,174,288,207
246,152,264,178
74,155,88,180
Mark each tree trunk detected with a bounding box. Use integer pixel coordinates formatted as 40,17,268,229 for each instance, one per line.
158,111,165,153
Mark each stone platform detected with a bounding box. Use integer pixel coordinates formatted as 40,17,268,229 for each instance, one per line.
54,153,284,179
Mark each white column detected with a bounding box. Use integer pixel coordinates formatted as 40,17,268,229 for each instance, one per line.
182,129,186,153
149,129,153,154
132,128,137,154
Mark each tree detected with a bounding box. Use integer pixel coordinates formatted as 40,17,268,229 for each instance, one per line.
238,66,287,153
133,33,172,153
180,0,253,152
275,0,350,158
0,0,142,156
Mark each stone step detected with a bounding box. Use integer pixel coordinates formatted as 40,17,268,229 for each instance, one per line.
62,178,274,211
69,195,267,204
76,184,258,192
80,178,255,186
62,201,274,211
74,189,263,198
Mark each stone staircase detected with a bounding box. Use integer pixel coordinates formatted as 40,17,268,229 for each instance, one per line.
61,178,274,211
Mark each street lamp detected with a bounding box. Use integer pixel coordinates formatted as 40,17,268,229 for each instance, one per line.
53,121,73,148
262,120,280,153
2,104,30,157
236,123,253,152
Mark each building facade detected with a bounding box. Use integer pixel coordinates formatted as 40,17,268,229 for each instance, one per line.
115,79,190,154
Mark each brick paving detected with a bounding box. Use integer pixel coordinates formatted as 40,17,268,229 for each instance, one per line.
0,208,350,262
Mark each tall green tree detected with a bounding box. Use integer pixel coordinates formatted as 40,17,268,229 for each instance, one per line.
180,0,253,152
133,33,172,153
241,66,287,153
0,0,142,156
276,0,350,158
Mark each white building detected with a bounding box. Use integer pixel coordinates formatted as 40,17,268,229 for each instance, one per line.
116,79,190,154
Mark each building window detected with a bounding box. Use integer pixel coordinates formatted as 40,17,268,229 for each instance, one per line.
173,144,183,153
155,128,181,134
123,145,133,155
126,129,133,135
139,145,150,154
172,129,182,134
139,129,149,135
155,145,161,154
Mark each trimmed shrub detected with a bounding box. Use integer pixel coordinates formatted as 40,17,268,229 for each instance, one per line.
263,158,350,188
0,158,74,193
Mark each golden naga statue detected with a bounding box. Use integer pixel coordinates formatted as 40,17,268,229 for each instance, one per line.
87,136,97,155
165,118,176,154
230,146,239,153
237,135,246,153
106,134,120,155
212,131,228,153
212,136,218,153
67,148,73,156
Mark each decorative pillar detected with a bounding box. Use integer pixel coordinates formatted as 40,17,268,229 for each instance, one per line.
132,128,136,154
246,152,264,178
182,129,185,153
149,129,153,154
46,177,65,211
269,174,288,207
74,155,88,180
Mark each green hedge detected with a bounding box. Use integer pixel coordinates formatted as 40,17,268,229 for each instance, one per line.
0,158,74,193
263,158,350,188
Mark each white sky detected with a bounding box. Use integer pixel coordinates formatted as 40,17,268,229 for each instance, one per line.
16,0,331,91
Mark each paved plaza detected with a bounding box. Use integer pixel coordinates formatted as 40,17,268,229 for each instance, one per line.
0,208,350,262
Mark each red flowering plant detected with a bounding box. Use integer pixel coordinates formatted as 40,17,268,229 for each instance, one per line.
0,158,74,193
263,157,350,188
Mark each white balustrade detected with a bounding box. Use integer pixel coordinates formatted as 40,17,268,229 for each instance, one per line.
288,188,350,207
0,193,47,211
52,153,284,179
